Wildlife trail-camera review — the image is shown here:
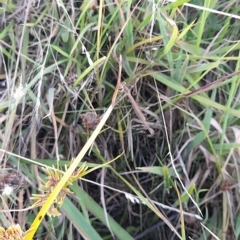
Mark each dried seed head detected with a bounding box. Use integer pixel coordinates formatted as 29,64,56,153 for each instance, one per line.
0,172,28,196
31,164,88,217
66,73,78,85
0,224,24,240
80,112,100,130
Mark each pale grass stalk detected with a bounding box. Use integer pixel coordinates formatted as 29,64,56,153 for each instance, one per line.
76,178,203,221
166,0,240,20
0,206,34,213
0,150,57,171
153,79,203,216
120,83,154,135
100,55,124,239
200,222,221,240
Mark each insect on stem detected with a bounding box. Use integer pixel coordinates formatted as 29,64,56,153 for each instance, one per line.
119,83,154,135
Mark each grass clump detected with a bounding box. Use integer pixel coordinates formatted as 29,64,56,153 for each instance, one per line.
0,0,240,239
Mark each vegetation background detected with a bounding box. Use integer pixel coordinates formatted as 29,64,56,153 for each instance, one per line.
0,0,240,239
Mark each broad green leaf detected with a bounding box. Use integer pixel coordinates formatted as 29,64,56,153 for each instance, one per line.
136,166,176,177
62,197,102,240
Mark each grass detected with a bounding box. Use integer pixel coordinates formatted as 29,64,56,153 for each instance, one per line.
0,0,240,239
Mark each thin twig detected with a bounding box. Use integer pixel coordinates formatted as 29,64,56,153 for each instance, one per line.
119,83,154,135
